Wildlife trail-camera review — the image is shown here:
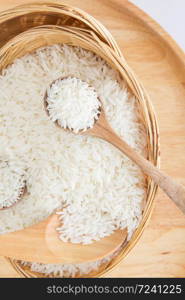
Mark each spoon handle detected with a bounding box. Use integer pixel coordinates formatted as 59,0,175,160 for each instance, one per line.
93,121,185,214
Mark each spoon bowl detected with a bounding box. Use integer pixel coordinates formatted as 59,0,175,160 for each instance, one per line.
0,161,26,211
0,184,26,211
44,75,102,134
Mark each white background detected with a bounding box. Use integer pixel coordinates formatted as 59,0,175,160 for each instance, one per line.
130,0,185,51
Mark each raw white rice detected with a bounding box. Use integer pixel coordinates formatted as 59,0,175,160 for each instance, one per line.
46,77,101,132
0,44,146,243
0,159,25,209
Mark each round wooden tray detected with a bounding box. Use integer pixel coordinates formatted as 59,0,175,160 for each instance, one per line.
0,0,185,277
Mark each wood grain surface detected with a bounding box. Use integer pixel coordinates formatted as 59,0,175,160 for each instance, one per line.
0,0,185,277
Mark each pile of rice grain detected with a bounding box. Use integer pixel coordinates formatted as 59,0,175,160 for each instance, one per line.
46,77,101,132
0,44,146,243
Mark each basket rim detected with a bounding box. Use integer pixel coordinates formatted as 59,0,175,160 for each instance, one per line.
0,0,123,57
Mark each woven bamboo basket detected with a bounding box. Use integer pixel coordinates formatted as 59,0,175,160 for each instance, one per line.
0,1,160,278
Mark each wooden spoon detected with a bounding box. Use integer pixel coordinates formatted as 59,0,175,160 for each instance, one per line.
0,77,184,264
44,77,185,215
0,213,126,263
